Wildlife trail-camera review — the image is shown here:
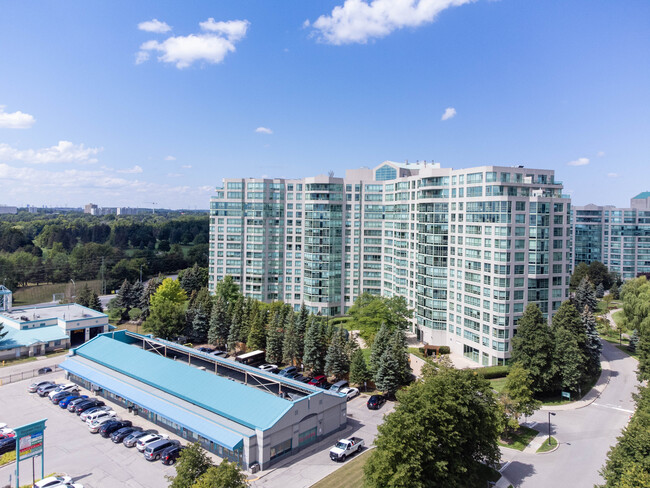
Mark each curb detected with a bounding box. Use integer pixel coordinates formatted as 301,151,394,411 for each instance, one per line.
537,440,560,454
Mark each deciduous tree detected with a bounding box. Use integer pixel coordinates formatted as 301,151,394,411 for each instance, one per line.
502,363,541,427
191,460,249,488
167,442,213,488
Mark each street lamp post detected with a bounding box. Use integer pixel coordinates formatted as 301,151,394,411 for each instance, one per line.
70,279,76,301
548,411,556,446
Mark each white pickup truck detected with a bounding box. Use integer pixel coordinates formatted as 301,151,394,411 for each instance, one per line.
329,437,364,462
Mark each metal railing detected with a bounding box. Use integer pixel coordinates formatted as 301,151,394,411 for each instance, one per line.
0,364,63,386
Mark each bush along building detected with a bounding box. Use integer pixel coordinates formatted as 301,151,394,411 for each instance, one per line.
209,161,572,366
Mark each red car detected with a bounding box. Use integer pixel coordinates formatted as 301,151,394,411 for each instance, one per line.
308,375,328,388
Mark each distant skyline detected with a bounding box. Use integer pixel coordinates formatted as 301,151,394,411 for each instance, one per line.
1,0,648,209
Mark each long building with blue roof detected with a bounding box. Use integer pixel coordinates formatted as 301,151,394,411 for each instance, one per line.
59,330,347,470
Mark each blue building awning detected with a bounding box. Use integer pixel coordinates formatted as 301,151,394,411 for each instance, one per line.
60,358,244,451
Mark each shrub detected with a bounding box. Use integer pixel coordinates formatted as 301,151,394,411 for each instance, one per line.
475,365,510,379
128,307,142,321
439,346,450,354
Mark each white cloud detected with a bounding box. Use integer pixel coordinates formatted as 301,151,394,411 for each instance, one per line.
138,19,172,33
167,172,182,178
0,106,36,129
137,18,249,69
0,140,101,164
441,107,456,121
308,0,476,45
567,157,590,167
597,151,605,157
255,126,273,134
607,172,618,178
164,155,176,161
181,164,192,169
117,165,143,174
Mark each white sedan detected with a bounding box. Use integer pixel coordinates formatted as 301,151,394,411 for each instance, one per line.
87,416,117,433
32,475,72,488
340,387,360,401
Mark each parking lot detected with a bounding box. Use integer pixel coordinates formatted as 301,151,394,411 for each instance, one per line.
0,372,392,488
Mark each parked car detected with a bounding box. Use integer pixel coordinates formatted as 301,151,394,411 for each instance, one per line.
161,445,185,465
32,475,72,487
258,363,278,372
80,405,111,421
308,375,328,388
293,375,311,383
99,420,132,438
123,430,153,447
37,383,59,397
51,389,79,404
48,383,77,400
330,380,349,393
88,416,118,433
278,366,297,378
76,401,105,416
111,426,142,443
194,346,214,353
84,410,116,425
37,367,53,375
28,381,53,393
59,395,87,409
209,350,228,358
340,387,360,400
68,397,93,412
366,394,386,410
0,437,16,455
143,439,180,461
136,434,168,452
329,437,364,462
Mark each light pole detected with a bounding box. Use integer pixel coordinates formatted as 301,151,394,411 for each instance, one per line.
548,411,556,446
70,279,76,301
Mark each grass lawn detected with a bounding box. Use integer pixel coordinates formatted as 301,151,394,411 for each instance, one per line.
612,310,626,329
614,343,639,359
12,280,102,306
599,327,629,344
489,377,508,393
498,426,539,451
310,448,372,488
0,450,16,466
537,437,558,453
540,373,599,406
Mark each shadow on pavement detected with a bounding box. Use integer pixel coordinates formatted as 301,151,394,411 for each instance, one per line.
503,460,536,487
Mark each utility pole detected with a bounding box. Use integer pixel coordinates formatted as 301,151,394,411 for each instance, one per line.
100,257,106,295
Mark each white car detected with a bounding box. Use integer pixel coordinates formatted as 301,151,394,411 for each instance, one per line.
87,416,117,433
0,423,14,437
258,364,278,371
136,433,168,452
80,406,112,421
32,475,72,488
85,411,116,426
340,387,360,401
48,384,77,399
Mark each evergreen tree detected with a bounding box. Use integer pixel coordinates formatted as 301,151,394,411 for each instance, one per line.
139,275,163,320
325,327,350,378
87,289,103,312
116,279,134,311
179,263,206,295
282,318,300,366
552,300,589,385
303,317,326,374
239,297,255,342
207,296,230,347
75,284,92,307
266,325,284,364
227,320,242,353
294,305,309,362
582,305,603,377
575,277,598,314
392,329,410,385
510,304,554,395
628,329,639,352
349,348,370,387
131,280,144,308
570,262,590,290
374,332,409,396
369,322,391,375
246,309,267,351
596,282,605,299
610,283,620,300
190,308,210,344
553,327,583,395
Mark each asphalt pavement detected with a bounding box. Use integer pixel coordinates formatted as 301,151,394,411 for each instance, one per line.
498,340,639,487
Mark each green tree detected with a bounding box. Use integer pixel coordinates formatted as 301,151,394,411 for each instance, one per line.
325,327,350,378
208,296,230,348
596,282,605,299
553,327,583,394
144,278,187,340
179,263,208,295
502,363,541,427
246,309,267,351
628,329,639,352
215,275,241,304
227,320,242,353
282,318,300,366
621,277,650,380
140,275,163,320
349,348,370,388
570,262,589,290
303,317,326,374
167,442,213,488
574,277,598,314
610,282,620,300
266,324,284,365
192,460,249,488
369,322,391,375
588,260,613,290
581,305,603,377
347,293,412,345
364,367,502,488
151,278,187,307
510,304,554,394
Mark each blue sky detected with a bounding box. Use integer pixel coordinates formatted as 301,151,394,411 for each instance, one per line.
0,0,648,209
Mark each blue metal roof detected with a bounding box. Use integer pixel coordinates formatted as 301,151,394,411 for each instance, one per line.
0,326,69,351
59,358,244,451
633,191,650,200
71,335,292,430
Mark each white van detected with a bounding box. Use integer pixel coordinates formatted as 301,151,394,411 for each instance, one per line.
48,383,77,399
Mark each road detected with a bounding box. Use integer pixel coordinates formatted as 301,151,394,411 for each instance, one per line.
499,340,639,487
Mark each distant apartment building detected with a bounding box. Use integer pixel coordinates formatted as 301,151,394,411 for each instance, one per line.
209,161,571,365
572,192,650,280
0,205,18,215
84,203,117,216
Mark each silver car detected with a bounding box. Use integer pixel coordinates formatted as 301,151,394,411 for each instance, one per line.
123,430,152,448
80,405,112,421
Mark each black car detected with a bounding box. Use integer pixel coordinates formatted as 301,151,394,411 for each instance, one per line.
161,445,185,465
67,396,91,411
99,420,133,438
37,367,53,375
366,395,387,410
51,389,78,404
111,426,142,443
75,399,105,415
0,437,16,455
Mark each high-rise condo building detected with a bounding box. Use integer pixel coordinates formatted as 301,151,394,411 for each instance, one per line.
209,161,571,365
572,192,650,280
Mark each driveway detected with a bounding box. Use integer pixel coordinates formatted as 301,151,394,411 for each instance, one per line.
250,393,393,488
499,340,639,487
